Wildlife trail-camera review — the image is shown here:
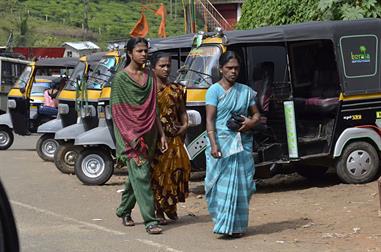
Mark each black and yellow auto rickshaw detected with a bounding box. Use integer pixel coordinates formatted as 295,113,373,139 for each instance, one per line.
35,52,106,162
53,50,122,174
73,35,193,185
0,57,78,150
178,19,381,184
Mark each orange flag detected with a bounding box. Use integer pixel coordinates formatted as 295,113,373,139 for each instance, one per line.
130,13,149,38
155,3,167,38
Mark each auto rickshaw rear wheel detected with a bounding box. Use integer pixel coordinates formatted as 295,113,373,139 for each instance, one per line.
36,134,58,162
0,126,14,150
335,141,379,184
54,143,83,174
75,147,114,186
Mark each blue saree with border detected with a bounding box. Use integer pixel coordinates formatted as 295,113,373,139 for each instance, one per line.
205,82,257,235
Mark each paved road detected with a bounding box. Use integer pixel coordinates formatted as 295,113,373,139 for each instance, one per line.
3,135,380,252
0,135,261,252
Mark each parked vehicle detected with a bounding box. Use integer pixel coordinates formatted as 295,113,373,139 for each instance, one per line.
35,52,106,162
178,19,381,184
0,57,78,150
0,56,30,114
53,50,122,174
73,35,193,185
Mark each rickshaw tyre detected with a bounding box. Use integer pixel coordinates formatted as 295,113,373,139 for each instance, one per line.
54,143,83,174
0,126,14,150
335,141,379,184
36,134,58,162
74,148,114,186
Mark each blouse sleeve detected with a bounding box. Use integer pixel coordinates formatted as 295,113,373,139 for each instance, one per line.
249,88,257,107
205,84,219,106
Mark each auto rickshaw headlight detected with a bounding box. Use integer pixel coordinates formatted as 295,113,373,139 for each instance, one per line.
105,105,112,120
80,105,96,118
187,110,201,127
7,100,16,109
58,104,69,115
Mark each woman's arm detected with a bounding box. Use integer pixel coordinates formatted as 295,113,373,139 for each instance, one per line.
156,116,168,152
238,105,261,132
206,105,221,158
176,98,189,136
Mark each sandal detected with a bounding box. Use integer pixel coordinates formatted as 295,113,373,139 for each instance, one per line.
230,233,244,239
146,224,162,234
122,214,135,227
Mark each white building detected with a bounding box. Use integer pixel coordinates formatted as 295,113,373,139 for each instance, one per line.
62,41,100,58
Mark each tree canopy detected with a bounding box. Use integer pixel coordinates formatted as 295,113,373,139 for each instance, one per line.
238,0,381,30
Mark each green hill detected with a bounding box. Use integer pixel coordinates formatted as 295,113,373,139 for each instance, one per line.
0,0,185,49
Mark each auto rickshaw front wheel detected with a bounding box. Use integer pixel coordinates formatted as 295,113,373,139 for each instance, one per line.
36,134,59,162
54,143,84,174
0,126,14,150
75,147,114,186
335,141,379,184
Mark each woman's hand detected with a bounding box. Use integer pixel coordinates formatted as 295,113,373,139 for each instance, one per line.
175,123,188,136
160,135,168,153
238,115,259,132
211,144,222,159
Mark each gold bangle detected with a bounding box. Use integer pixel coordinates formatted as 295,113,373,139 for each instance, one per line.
207,130,215,134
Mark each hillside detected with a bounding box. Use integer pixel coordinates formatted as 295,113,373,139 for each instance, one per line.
0,0,185,49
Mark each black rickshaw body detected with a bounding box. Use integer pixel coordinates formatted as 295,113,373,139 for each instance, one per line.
179,19,381,183
7,57,78,135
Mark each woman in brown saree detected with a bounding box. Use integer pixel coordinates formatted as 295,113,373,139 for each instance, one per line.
151,52,191,224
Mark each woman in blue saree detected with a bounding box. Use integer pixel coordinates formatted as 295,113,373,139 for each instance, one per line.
205,51,261,238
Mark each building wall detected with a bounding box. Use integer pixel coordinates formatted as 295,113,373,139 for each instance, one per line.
214,3,240,27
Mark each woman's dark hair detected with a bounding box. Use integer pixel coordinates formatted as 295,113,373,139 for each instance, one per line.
125,37,149,53
150,52,171,68
219,51,241,67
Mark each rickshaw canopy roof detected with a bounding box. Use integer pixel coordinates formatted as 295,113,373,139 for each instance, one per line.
86,52,108,66
223,18,381,44
149,34,194,52
35,57,79,68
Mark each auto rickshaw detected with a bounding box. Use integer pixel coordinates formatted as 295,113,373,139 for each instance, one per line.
35,52,106,162
53,50,122,174
177,19,381,184
73,35,193,185
0,57,78,150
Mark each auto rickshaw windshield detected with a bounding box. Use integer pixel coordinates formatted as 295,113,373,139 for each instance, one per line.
86,57,116,90
14,66,32,89
63,61,86,91
176,45,221,88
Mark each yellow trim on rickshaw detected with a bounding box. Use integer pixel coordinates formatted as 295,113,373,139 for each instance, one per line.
8,88,24,98
339,92,381,101
58,90,77,100
203,37,223,44
186,89,207,103
100,86,111,100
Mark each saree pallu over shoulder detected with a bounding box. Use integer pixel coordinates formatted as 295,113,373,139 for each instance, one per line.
205,82,256,235
111,71,158,162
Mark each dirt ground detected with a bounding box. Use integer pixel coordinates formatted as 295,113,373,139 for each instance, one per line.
172,172,381,251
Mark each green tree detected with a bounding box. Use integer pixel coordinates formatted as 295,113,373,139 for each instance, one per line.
238,0,381,30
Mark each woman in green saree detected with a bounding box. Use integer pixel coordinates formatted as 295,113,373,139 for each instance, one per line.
111,37,168,235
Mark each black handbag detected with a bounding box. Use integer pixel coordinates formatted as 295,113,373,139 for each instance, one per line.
226,112,245,131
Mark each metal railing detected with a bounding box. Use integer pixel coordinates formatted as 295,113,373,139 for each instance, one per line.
195,0,233,31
